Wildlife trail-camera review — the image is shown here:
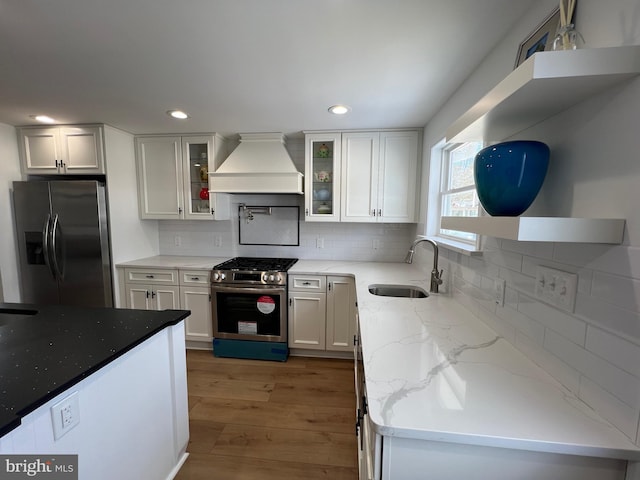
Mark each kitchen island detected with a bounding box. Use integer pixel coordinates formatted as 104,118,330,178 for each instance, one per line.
0,303,190,480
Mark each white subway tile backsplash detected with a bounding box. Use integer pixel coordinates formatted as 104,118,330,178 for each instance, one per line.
575,293,640,344
500,239,554,259
586,327,640,378
496,304,545,345
554,244,640,280
514,331,581,394
518,294,587,345
591,271,640,313
483,249,523,272
544,330,640,410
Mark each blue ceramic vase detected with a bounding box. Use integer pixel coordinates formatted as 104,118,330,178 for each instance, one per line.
474,140,550,216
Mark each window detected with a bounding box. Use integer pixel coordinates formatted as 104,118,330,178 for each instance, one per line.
438,141,483,244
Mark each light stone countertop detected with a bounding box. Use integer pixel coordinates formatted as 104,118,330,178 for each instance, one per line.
116,255,229,270
117,256,640,460
290,260,640,460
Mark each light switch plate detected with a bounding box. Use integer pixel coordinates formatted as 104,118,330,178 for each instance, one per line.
535,266,577,312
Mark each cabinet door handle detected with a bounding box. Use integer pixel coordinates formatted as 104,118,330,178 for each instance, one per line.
289,298,292,306
302,281,311,286
178,207,183,214
378,209,382,216
146,290,150,299
151,291,156,298
371,209,376,216
211,208,215,215
55,159,59,168
328,282,332,291
146,275,154,279
191,277,199,281
305,208,309,216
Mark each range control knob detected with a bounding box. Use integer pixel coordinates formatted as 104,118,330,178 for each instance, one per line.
263,273,269,282
220,273,226,280
275,275,281,283
268,274,275,282
212,272,220,281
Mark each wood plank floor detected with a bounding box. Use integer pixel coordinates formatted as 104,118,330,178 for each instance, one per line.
175,350,358,480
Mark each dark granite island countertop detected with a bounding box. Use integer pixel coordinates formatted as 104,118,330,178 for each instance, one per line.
0,303,189,437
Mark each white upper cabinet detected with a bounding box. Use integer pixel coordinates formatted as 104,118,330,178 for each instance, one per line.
136,136,183,220
341,132,380,222
341,130,419,223
135,134,230,221
378,131,419,223
19,125,105,175
304,133,342,222
305,130,420,223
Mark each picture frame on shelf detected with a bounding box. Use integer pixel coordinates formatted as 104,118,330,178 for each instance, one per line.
514,7,561,68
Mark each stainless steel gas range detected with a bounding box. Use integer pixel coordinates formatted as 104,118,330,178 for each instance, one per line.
210,257,298,361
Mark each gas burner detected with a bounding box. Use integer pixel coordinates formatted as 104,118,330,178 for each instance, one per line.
211,257,298,285
214,257,298,272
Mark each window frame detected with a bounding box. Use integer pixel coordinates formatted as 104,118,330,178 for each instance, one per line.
426,138,483,254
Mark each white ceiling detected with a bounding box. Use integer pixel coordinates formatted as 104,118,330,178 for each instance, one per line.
0,0,535,136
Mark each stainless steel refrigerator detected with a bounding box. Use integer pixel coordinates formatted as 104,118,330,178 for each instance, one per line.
13,181,113,307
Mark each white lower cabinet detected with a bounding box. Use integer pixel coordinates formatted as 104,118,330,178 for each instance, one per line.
120,267,213,346
125,283,180,310
288,275,356,354
179,270,213,343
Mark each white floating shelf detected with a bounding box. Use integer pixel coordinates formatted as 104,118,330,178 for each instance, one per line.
441,216,625,244
446,46,640,143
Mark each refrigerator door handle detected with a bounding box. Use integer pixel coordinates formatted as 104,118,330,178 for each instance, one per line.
42,214,56,280
50,213,65,280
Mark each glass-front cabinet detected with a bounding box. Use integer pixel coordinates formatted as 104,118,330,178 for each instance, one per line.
304,133,342,222
182,135,230,221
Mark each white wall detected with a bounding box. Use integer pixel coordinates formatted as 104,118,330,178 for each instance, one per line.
0,123,23,302
104,126,159,305
419,0,640,446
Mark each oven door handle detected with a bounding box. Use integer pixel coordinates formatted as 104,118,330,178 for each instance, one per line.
210,284,286,295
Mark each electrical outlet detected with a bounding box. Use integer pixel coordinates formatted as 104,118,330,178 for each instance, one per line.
174,235,181,247
535,266,577,312
373,239,380,250
51,392,80,440
213,234,222,248
494,278,506,307
316,237,324,249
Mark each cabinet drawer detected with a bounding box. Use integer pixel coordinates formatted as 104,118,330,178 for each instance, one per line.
289,275,326,291
180,270,210,286
125,268,178,285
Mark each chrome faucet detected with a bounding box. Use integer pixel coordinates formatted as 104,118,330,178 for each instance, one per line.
405,237,444,293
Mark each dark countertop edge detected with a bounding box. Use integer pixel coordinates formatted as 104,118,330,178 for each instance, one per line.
0,309,189,439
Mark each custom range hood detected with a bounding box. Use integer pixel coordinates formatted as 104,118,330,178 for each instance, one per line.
209,133,303,194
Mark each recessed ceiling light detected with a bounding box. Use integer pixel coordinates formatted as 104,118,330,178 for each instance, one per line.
30,115,56,124
167,110,189,120
328,105,351,115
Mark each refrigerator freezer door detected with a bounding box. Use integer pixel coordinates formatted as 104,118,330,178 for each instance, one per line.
13,182,59,304
49,181,113,307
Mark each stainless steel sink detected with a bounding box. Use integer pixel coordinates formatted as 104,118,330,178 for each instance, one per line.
368,284,428,298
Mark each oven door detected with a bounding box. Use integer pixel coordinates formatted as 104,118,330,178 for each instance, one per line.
212,284,287,342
